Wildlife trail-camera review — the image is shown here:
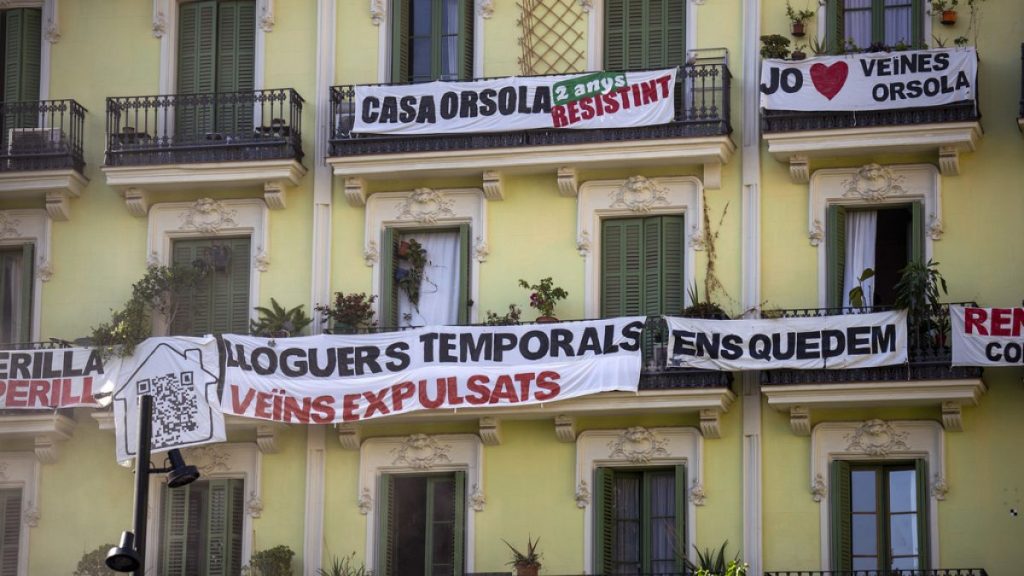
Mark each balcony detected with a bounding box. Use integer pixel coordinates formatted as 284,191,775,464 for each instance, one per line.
765,570,987,576
760,304,985,435
101,89,307,216
0,99,88,221
328,61,734,204
1019,43,1024,130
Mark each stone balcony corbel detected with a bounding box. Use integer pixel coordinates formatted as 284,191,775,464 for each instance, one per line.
0,412,76,463
0,170,88,221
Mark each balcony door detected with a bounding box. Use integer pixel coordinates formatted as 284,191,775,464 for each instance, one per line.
1,8,41,141
603,0,685,71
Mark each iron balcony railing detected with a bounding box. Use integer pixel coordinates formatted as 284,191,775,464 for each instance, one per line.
760,303,981,386
329,63,732,157
1019,43,1024,118
0,339,72,350
762,102,978,133
104,88,304,167
764,569,987,576
0,99,86,173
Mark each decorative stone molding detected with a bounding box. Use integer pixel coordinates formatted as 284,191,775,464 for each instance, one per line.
363,241,379,267
941,401,963,432
360,435,483,572
481,171,504,200
0,213,19,238
263,181,287,210
258,0,275,32
152,0,167,37
610,176,670,213
690,481,706,506
36,260,53,282
0,169,87,221
931,475,949,501
554,415,577,442
124,188,149,217
578,0,593,12
181,198,239,233
478,0,494,19
810,420,943,570
0,210,50,342
473,237,489,263
841,164,907,201
577,427,703,571
478,417,502,446
187,445,232,474
397,188,457,223
789,406,811,436
689,225,707,251
344,177,367,207
928,214,945,241
575,230,591,257
557,167,579,197
938,145,960,176
337,423,361,451
699,408,721,439
254,250,271,273
808,219,824,247
246,492,264,518
703,161,722,190
33,437,59,464
369,0,385,25
255,424,280,454
22,506,39,528
790,155,810,184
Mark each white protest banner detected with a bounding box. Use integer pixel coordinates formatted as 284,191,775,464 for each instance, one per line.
760,48,976,111
220,318,645,424
0,346,118,409
354,69,677,135
111,336,225,462
666,310,907,370
952,306,1024,366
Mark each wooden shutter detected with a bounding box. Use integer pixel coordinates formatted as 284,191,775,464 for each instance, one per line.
205,478,243,576
645,0,685,68
658,216,685,315
826,205,847,308
0,488,21,576
624,0,644,70
391,0,411,82
594,467,616,575
915,459,930,570
674,464,687,573
172,237,251,336
17,243,32,343
452,471,466,576
381,227,398,328
604,0,625,70
458,0,473,80
830,460,852,571
910,201,924,266
457,224,470,324
602,218,644,317
177,1,218,139
4,8,42,130
162,484,192,576
377,474,396,576
826,0,845,54
215,1,255,136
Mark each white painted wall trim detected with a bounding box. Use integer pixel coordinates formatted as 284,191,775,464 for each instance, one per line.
576,427,703,573
811,420,944,570
146,198,269,332
143,443,262,576
358,434,483,573
0,452,39,576
0,210,51,342
375,0,485,83
577,176,702,318
809,164,941,308
310,0,336,334
303,426,326,576
584,0,698,71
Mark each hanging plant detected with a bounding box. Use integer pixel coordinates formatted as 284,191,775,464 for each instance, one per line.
396,238,428,310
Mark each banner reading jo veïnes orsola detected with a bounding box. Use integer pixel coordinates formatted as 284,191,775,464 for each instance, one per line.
220,318,645,424
666,311,907,370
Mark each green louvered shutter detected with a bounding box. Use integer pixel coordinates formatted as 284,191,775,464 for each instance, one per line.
830,460,852,571
827,0,845,53
172,237,251,336
17,243,32,343
205,479,243,576
910,201,924,266
604,0,625,70
602,218,644,317
915,459,930,570
377,474,396,576
215,1,255,136
624,0,644,70
452,471,466,576
457,224,470,324
177,1,218,140
391,0,411,82
594,467,616,575
674,464,687,573
4,9,42,130
827,205,847,308
162,484,192,576
381,228,398,328
659,216,686,314
170,241,200,336
458,0,474,80
645,0,685,68
0,488,21,576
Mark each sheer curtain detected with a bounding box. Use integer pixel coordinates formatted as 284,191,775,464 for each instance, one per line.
442,0,459,79
843,0,873,49
398,230,461,327
0,252,22,343
842,210,878,308
883,0,914,46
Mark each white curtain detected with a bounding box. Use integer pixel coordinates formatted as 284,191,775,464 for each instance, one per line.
883,0,913,46
843,0,873,49
442,0,459,79
842,210,877,309
398,230,461,327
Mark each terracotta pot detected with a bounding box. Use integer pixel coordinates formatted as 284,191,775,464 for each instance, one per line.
791,50,807,61
790,21,805,37
535,315,559,323
941,9,957,25
515,565,540,576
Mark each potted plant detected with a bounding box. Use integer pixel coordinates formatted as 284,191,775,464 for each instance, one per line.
485,304,523,326
760,34,791,59
316,552,371,576
242,545,295,576
786,1,815,36
894,259,949,349
250,298,314,337
932,0,959,25
396,238,428,310
681,541,747,576
503,536,541,576
315,291,378,333
791,42,807,60
519,277,568,322
681,284,729,319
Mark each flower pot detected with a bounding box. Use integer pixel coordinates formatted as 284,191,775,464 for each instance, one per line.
536,315,559,323
790,21,805,37
791,50,807,61
941,9,957,25
514,565,540,576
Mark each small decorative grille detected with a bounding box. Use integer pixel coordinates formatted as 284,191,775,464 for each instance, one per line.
516,0,586,75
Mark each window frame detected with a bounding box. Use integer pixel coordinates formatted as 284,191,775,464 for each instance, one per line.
169,235,254,337
584,0,696,72
376,0,483,84
159,477,246,576
377,471,466,576
380,224,471,328
0,452,36,576
820,0,930,53
0,210,49,344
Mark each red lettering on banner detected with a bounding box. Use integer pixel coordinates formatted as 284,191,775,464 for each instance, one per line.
465,375,491,405
535,371,561,401
7,381,27,407
255,391,273,419
446,376,465,406
231,385,257,413
311,395,336,423
418,379,446,409
551,106,568,128
992,308,1012,337
283,396,311,423
513,372,535,400
363,388,391,418
965,307,988,335
342,394,361,421
964,307,1024,337
392,381,416,411
29,380,47,407
490,375,518,404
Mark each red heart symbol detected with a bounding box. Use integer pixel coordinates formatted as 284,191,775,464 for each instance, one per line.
810,61,849,100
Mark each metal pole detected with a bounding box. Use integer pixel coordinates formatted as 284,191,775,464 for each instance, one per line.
132,394,153,576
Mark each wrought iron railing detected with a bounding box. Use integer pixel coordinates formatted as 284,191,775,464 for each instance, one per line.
760,303,981,386
0,339,73,350
0,100,86,173
104,89,304,167
764,569,987,576
329,63,731,156
762,102,978,133
1020,43,1024,118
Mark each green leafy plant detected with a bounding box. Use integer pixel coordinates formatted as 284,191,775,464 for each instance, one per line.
316,552,372,576
519,277,568,318
931,0,958,10
484,304,523,326
242,545,295,576
760,34,791,59
847,268,876,308
808,34,826,55
791,42,808,59
682,283,730,319
250,298,313,337
503,535,542,568
695,560,749,576
786,1,815,23
894,259,949,349
682,541,745,576
396,238,429,310
73,543,119,576
315,292,377,330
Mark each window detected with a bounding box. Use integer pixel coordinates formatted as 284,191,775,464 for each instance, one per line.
825,0,924,52
0,245,32,345
594,466,686,575
2,8,41,131
391,0,473,83
827,202,922,307
0,488,21,576
161,479,245,576
171,237,251,336
604,0,685,71
831,460,929,571
380,226,470,328
377,472,466,576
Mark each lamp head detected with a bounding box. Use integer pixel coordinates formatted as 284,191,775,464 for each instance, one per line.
105,531,141,573
165,449,200,488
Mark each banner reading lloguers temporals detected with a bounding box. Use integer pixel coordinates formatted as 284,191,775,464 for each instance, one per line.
353,69,677,135
220,318,645,424
665,310,908,370
0,346,117,409
951,306,1024,366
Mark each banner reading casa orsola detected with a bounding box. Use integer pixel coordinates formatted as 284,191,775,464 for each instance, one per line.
760,48,976,112
666,311,907,370
951,306,1024,366
220,318,645,424
353,69,677,135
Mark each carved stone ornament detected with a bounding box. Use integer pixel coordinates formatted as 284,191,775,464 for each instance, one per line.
929,214,945,241
811,473,827,502
396,188,456,224
187,446,231,474
22,506,39,528
844,419,909,457
474,237,490,263
478,0,494,18
576,230,591,257
690,481,706,506
575,480,591,508
391,434,452,470
0,213,21,239
152,11,167,38
690,225,707,251
609,176,670,214
45,17,60,43
808,219,825,247
37,259,53,282
932,475,949,501
358,487,373,515
369,0,385,25
470,484,486,511
146,252,161,268
363,240,379,266
578,0,593,12
259,0,275,32
254,250,270,273
180,198,238,233
607,427,670,464
246,492,263,518
841,164,908,202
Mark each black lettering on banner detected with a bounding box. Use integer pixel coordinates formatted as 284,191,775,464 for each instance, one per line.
871,324,897,353
280,348,307,377
361,97,380,123
796,331,820,360
498,87,516,115
459,91,479,118
380,97,398,123
578,328,602,355
385,341,411,371
460,333,491,362
251,347,278,375
417,96,436,123
986,341,1002,361
847,326,871,354
520,331,549,360
760,67,803,95
399,96,417,122
771,333,795,360
479,89,497,115
749,334,771,361
672,329,697,356
551,329,577,356
532,86,552,113
420,332,439,362
620,321,644,352
437,333,458,363
495,333,517,361
309,347,336,377
822,329,845,360
695,332,721,359
721,334,743,360
440,92,459,120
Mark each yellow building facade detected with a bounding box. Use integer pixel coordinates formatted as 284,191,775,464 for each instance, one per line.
0,0,1019,575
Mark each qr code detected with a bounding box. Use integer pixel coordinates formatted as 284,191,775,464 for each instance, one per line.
137,371,200,446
